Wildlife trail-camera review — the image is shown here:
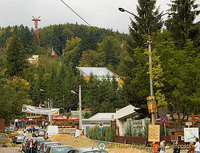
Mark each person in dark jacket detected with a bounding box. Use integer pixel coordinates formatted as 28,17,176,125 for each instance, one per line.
33,140,38,153
173,141,180,153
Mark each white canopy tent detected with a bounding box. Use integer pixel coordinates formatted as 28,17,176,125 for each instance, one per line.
22,104,59,115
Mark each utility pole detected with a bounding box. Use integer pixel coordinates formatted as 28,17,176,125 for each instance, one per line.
148,35,156,125
79,85,82,132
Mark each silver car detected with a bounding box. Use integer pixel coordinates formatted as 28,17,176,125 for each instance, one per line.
22,137,43,153
38,129,46,136
67,147,108,153
15,133,25,143
39,142,61,153
46,145,72,153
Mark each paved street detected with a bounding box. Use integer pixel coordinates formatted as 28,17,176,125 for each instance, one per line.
0,147,21,153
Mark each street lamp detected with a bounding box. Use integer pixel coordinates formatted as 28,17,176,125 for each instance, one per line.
119,7,168,125
71,85,82,133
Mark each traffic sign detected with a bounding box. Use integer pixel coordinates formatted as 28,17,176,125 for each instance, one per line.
146,96,155,101
99,122,103,127
185,122,192,126
161,115,168,123
99,127,103,131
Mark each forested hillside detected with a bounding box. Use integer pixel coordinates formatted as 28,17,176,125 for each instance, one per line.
0,23,130,124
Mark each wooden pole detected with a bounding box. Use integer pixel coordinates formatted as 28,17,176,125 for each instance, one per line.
192,113,194,127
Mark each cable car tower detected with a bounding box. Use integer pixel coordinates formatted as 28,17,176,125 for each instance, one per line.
32,16,41,46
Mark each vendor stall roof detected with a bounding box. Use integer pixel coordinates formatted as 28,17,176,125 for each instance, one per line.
22,104,59,115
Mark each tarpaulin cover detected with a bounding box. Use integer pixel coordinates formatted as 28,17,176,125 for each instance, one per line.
22,104,59,115
53,116,67,120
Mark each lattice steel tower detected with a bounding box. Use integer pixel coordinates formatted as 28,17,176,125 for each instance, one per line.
32,16,41,46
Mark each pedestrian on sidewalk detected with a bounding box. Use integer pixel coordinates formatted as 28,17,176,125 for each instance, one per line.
188,141,195,153
173,141,180,153
159,140,166,153
153,142,159,153
33,140,39,153
194,138,200,153
27,139,34,153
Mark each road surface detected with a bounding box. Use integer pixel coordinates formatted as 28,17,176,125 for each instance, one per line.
0,147,21,153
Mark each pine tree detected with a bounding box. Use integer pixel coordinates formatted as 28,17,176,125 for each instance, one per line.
98,36,122,70
6,36,28,77
165,0,200,49
129,0,163,47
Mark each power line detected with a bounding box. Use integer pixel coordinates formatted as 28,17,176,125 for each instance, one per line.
60,0,91,27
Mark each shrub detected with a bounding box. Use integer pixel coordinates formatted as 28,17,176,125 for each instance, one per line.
86,126,115,142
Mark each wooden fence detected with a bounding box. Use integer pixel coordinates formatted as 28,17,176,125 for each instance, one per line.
0,119,4,133
115,135,173,145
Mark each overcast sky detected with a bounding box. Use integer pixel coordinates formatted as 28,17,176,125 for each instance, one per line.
0,0,199,33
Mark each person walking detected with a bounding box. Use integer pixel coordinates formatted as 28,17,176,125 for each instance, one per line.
33,140,38,153
33,126,35,133
153,142,159,153
159,140,166,153
173,141,180,153
189,142,195,153
27,139,34,153
194,138,200,153
44,131,48,140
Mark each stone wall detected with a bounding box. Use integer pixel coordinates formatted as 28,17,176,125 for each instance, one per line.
0,133,6,147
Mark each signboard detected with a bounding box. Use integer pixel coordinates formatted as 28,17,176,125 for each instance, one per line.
98,142,106,151
22,104,59,115
148,125,160,142
185,122,192,126
184,128,199,142
147,101,157,114
161,115,168,123
99,122,103,127
146,96,157,114
99,122,103,131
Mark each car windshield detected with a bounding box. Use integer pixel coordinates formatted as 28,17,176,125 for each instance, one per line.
52,146,72,153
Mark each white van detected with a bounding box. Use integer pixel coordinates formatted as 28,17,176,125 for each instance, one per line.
46,125,59,137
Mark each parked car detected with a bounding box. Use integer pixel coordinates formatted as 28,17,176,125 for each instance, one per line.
46,145,72,153
15,133,25,143
34,126,40,130
4,128,10,134
22,137,30,152
37,129,46,136
4,126,17,134
67,148,108,153
39,142,61,153
22,137,43,153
